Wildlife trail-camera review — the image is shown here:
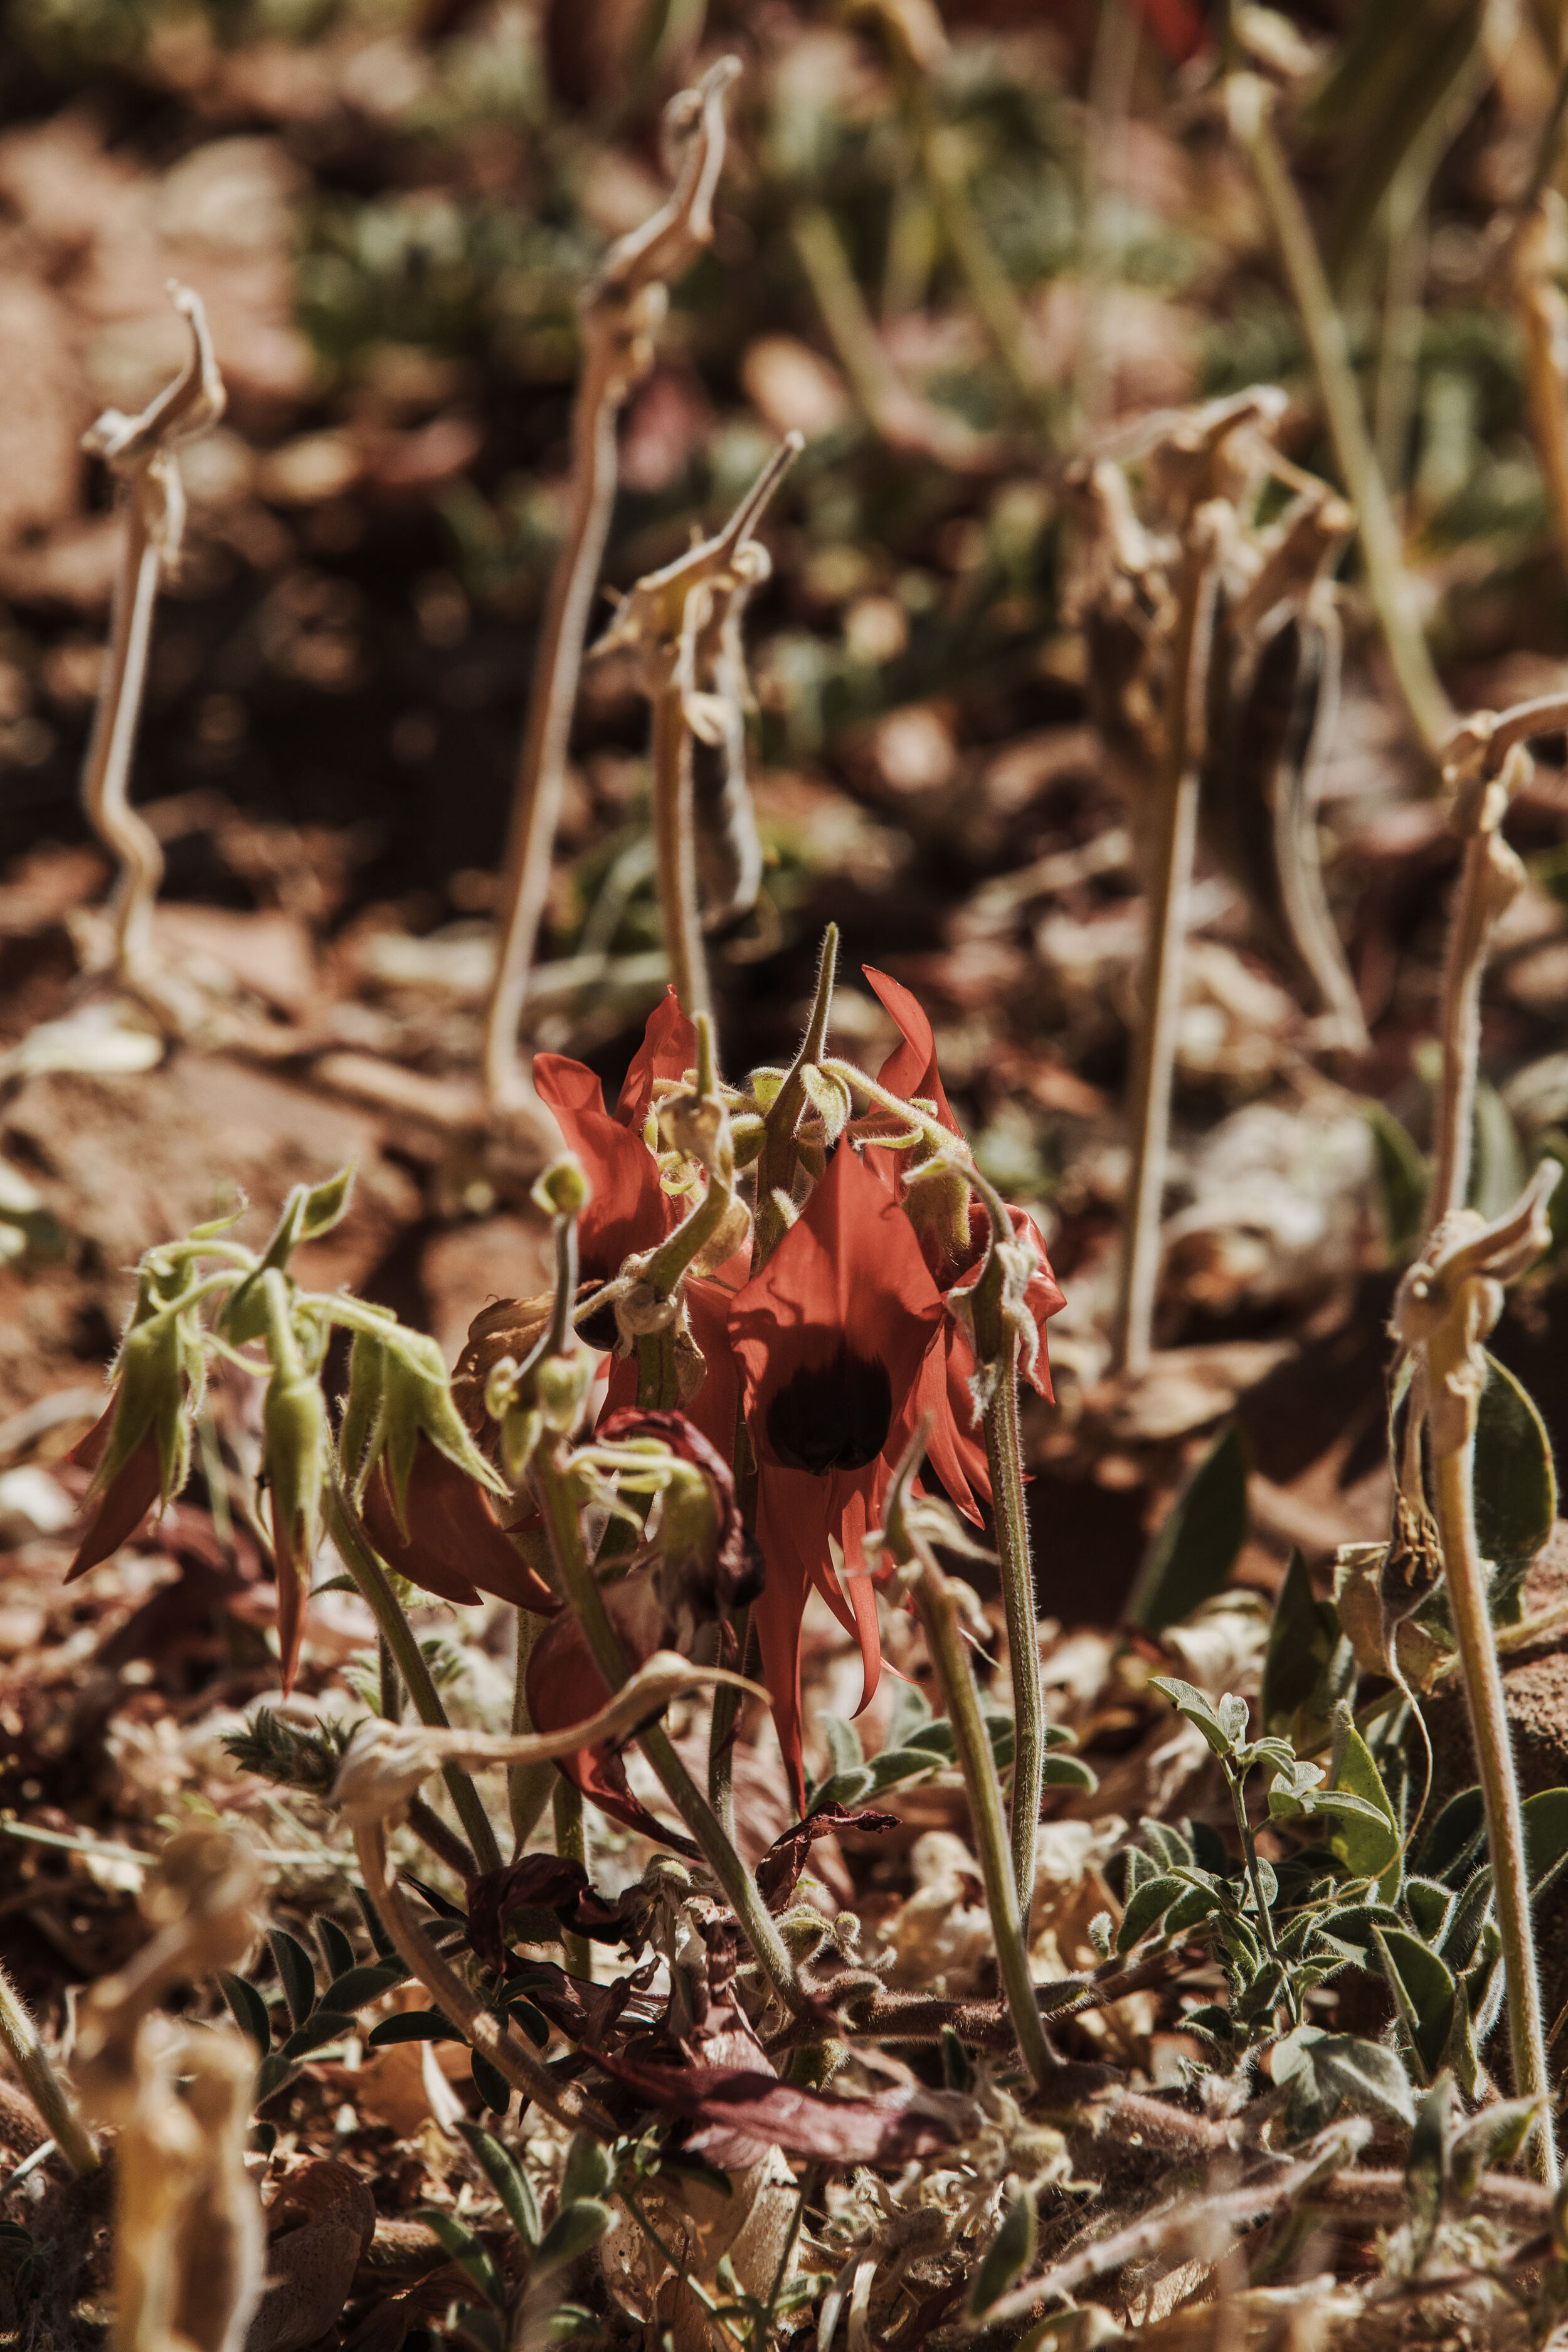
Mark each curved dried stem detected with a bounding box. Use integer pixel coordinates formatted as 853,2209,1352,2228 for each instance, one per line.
80,283,225,980
482,60,741,1111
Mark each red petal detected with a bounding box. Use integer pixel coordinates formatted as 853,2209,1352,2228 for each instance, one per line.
271,1496,308,1694
361,1449,484,1608
615,987,697,1128
534,1054,674,1281
863,966,960,1135
729,1145,943,1449
64,1426,162,1582
524,1591,699,1854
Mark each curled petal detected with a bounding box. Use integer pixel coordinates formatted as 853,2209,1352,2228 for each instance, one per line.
524,1582,699,1853
616,987,697,1127
64,1417,161,1582
864,965,960,1135
361,1439,559,1613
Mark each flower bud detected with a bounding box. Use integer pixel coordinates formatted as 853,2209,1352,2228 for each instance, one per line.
338,1327,386,1488
532,1154,589,1221
536,1347,592,1436
263,1367,329,1692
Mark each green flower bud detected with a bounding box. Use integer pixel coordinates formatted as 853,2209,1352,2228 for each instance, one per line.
531,1155,588,1219
339,1328,386,1490
535,1347,591,1436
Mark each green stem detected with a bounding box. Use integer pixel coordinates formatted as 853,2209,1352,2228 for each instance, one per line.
1230,75,1454,758
983,1359,1041,1929
531,1444,800,2011
911,1562,1055,2090
507,1608,556,1853
324,1468,499,1876
1433,1441,1557,2183
1226,1764,1293,2023
0,1965,98,2176
553,1778,592,1980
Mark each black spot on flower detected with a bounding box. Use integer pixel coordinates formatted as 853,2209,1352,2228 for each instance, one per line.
766,1352,893,1475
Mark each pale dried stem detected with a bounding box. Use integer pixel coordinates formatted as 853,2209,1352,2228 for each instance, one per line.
1229,76,1454,757
1427,745,1528,1237
85,523,165,976
1433,1441,1555,2180
1112,522,1219,1377
652,671,711,1020
483,336,624,1108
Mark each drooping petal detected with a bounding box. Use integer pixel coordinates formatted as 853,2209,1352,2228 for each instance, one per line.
731,1145,945,1799
616,987,697,1128
524,1584,699,1855
534,1053,674,1282
361,1439,559,1613
63,1417,162,1582
864,965,960,1134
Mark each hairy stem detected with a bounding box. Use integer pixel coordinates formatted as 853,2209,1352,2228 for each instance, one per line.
507,1607,556,1854
483,329,623,1109
707,1597,751,1838
911,1560,1056,2090
530,1444,800,2011
1432,1441,1556,2182
1428,753,1526,1237
651,675,711,1022
983,1360,1041,1927
553,1778,592,1979
0,1964,98,2176
324,1469,498,1875
1230,75,1454,758
1113,529,1216,1377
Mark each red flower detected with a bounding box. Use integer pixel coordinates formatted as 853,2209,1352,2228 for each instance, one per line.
534,988,696,1281
361,1436,560,1616
729,1142,946,1806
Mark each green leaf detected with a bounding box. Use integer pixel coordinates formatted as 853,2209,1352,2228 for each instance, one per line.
967,2188,1036,2319
299,1165,356,1241
417,2210,503,2309
821,1715,865,1781
1473,1354,1556,1620
1261,1549,1338,1738
1403,1878,1454,1944
502,1996,550,2048
1147,1675,1232,1760
1041,1754,1097,1790
457,2122,540,2248
561,2133,614,2206
267,1929,317,2032
320,1964,407,2014
1417,1788,1485,1888
219,1971,271,2057
280,2010,356,2061
1374,1925,1456,2082
368,2010,465,2047
1523,1788,1568,1894
1163,1882,1221,1934
1315,2035,1416,2126
884,1680,934,1749
1471,1083,1527,1224
1325,1729,1401,1898
1126,1426,1248,1635
1453,2094,1546,2195
535,2199,612,2272
470,2050,511,2114
1364,1102,1428,1256
354,1885,397,1961
1115,1875,1185,1955
314,1917,358,1981
1141,1819,1195,1871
